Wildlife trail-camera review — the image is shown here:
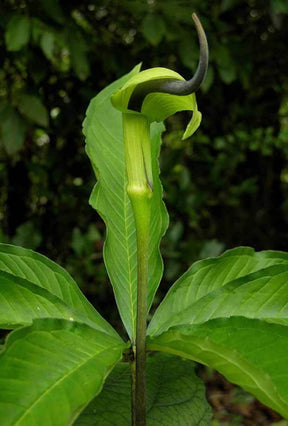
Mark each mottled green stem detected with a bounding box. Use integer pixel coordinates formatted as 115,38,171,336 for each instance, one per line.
130,347,136,426
123,112,152,426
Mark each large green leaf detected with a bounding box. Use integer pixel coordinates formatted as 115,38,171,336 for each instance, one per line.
0,319,125,425
0,244,115,336
148,247,288,336
84,66,169,340
147,317,288,418
155,265,288,329
75,353,212,425
0,270,107,330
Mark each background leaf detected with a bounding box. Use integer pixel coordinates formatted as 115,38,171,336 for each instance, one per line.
0,104,27,155
141,14,166,45
16,94,49,127
68,30,90,81
75,353,212,425
147,317,288,418
11,221,42,250
84,66,169,340
5,15,31,51
40,31,56,61
0,319,125,425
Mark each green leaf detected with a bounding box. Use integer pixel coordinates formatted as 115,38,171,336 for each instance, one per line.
141,14,166,45
159,265,288,329
5,15,31,51
12,221,42,250
148,247,288,336
147,317,288,418
201,67,214,93
69,31,90,81
215,44,236,84
40,31,56,61
16,94,49,127
75,353,212,425
84,66,169,340
0,319,125,425
111,67,201,140
179,36,198,70
0,104,27,155
0,270,104,329
0,243,116,337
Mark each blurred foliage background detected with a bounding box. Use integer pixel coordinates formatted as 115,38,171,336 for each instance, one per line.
1,0,288,423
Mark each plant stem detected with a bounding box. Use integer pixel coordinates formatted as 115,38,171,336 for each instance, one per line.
134,205,150,426
123,113,152,426
130,347,136,426
129,207,150,425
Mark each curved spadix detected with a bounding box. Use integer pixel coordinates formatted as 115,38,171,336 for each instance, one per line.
128,13,209,110
111,14,209,139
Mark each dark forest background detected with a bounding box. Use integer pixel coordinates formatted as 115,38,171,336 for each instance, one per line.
1,1,288,423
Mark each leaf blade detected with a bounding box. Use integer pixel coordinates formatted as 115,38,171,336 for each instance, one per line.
0,243,115,337
166,265,288,328
148,247,288,336
75,353,212,425
0,319,125,425
147,317,288,418
0,270,108,332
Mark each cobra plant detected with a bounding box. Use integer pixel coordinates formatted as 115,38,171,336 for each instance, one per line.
1,13,288,426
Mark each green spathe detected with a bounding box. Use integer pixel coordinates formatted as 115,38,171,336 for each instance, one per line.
111,66,201,140
84,65,169,340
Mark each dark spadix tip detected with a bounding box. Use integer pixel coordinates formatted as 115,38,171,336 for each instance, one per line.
128,13,209,111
